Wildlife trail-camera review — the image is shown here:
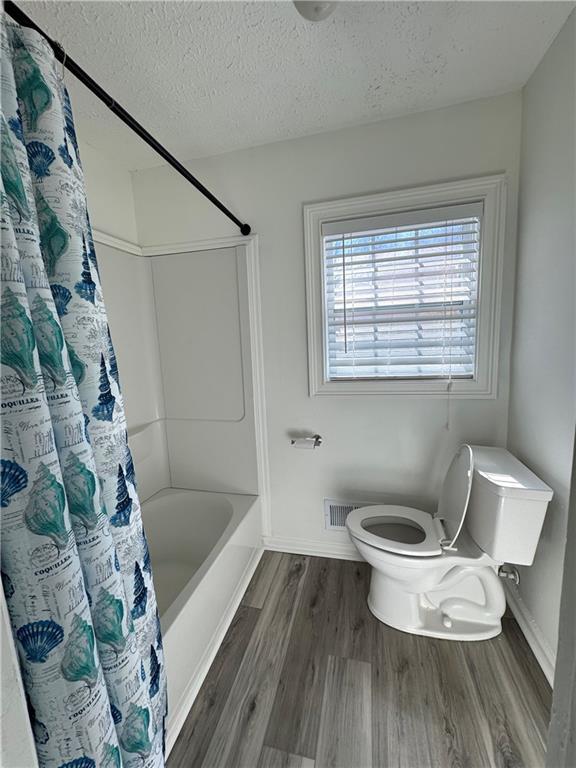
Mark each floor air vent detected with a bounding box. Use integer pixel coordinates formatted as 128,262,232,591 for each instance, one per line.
324,499,366,530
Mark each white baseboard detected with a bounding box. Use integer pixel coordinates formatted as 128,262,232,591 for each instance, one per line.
505,583,556,687
263,535,363,562
165,547,264,757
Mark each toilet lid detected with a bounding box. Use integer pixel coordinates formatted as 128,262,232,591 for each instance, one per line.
435,443,474,549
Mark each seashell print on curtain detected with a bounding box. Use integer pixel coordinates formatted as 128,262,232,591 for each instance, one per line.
1,16,167,768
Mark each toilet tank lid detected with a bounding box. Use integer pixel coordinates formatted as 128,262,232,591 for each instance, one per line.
470,446,553,501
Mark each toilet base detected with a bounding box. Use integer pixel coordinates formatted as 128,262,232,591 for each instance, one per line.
367,564,506,641
367,594,502,641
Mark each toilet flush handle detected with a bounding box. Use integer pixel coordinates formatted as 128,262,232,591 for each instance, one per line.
498,564,520,585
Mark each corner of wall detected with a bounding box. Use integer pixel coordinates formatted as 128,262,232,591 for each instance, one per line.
80,139,139,244
505,7,576,676
498,92,524,451
128,166,142,248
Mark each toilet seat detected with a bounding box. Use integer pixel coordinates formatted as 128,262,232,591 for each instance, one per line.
347,445,475,559
346,505,443,557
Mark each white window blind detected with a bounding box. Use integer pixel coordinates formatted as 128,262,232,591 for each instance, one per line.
321,201,483,381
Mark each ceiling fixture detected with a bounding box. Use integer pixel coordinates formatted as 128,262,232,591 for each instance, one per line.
293,1,337,22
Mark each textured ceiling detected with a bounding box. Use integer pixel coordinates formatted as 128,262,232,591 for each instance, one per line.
22,1,575,170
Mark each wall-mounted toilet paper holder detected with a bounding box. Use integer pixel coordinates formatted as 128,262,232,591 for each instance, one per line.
290,434,323,449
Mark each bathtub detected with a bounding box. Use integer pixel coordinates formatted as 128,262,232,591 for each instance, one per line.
141,487,262,755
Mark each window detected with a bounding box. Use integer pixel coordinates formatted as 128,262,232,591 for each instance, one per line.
304,176,506,396
323,202,483,383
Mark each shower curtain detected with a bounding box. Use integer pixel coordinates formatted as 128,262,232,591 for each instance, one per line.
1,17,167,768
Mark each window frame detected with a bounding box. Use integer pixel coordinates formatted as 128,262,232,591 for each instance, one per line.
304,175,507,398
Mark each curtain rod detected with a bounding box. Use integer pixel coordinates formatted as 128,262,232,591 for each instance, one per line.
3,0,252,236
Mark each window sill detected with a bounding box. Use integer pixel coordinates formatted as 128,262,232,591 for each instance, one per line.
311,378,497,398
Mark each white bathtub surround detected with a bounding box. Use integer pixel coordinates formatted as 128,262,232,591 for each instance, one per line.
96,242,165,433
121,422,264,755
151,246,259,495
126,421,170,504
140,489,263,756
95,231,270,754
95,233,270,515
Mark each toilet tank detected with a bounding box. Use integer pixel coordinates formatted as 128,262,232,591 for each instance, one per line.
466,446,553,566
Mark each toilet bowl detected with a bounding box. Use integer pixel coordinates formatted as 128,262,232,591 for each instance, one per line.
346,445,553,640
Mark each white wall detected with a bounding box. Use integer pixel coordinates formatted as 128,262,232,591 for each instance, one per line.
132,93,522,554
80,140,139,243
507,12,576,661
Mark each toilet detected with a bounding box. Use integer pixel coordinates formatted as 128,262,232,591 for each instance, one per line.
346,445,553,640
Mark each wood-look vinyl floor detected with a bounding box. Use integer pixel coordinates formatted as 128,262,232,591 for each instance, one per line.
168,552,551,768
